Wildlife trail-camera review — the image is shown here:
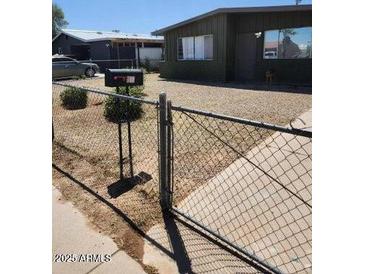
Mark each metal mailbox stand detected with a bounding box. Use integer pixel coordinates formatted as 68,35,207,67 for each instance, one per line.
105,68,143,182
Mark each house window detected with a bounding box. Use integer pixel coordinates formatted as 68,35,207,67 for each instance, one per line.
263,27,312,59
178,35,213,60
178,37,194,60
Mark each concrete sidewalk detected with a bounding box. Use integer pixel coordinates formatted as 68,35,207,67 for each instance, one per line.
143,110,312,273
53,186,146,274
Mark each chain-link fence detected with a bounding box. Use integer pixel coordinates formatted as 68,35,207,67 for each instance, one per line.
167,106,312,274
75,58,162,72
52,82,160,201
53,81,312,274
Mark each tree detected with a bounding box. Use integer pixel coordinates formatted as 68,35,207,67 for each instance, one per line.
52,3,68,38
279,29,300,58
280,28,297,38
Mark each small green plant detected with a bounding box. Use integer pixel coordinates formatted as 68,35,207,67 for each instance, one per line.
104,86,144,123
60,87,87,109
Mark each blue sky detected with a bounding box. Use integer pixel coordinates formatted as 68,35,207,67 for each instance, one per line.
54,0,312,34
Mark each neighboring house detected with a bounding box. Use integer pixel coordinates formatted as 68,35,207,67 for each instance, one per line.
52,29,164,71
152,5,312,84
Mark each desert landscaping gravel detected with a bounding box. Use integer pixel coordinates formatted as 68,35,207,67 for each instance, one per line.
57,73,311,126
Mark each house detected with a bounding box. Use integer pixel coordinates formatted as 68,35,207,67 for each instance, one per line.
152,5,312,84
52,29,164,71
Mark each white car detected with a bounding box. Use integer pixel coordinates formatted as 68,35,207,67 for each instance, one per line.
52,55,100,79
264,51,277,59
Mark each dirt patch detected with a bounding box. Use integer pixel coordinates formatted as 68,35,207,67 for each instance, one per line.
53,143,162,274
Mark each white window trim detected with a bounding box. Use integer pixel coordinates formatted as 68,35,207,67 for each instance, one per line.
177,34,214,61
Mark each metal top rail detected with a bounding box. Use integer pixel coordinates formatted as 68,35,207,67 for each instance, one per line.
52,82,159,106
171,105,312,138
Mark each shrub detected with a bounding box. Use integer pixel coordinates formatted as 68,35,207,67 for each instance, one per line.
60,87,87,110
141,58,151,73
104,86,144,123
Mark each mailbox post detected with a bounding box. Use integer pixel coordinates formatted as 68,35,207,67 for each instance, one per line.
105,69,143,182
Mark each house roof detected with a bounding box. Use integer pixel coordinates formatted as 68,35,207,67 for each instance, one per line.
52,29,164,43
151,4,312,35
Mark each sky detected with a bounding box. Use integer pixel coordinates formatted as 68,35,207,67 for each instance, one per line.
265,27,311,44
54,0,312,35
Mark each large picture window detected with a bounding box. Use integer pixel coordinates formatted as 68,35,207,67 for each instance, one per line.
263,27,312,59
178,35,213,60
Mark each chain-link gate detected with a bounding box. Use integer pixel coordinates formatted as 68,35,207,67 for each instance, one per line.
163,105,312,274
53,82,312,274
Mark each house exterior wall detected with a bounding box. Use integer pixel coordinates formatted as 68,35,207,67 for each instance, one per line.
137,47,163,70
225,14,237,81
160,13,228,81
89,41,112,72
53,34,163,72
52,34,89,55
89,40,111,60
137,47,163,61
233,10,312,83
159,9,311,84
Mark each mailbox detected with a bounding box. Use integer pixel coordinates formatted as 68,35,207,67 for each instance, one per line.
105,69,144,87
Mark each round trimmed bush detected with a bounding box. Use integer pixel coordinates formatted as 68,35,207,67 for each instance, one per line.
104,86,144,123
60,87,88,110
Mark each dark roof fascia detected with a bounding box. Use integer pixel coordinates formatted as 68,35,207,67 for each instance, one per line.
151,4,312,35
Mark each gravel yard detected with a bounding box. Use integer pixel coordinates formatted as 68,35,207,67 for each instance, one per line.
57,73,312,126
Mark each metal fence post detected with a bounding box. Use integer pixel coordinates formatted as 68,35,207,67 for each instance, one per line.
126,86,134,177
166,100,173,209
116,87,124,182
159,92,169,210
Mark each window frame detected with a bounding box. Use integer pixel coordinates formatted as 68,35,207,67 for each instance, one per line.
262,27,312,60
177,34,214,61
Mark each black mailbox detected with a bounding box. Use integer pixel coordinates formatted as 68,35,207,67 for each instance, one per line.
105,69,143,87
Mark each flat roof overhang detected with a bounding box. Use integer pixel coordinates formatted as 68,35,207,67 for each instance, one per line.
110,38,164,43
151,4,312,35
